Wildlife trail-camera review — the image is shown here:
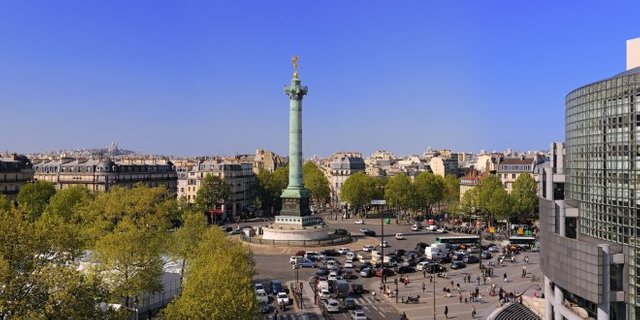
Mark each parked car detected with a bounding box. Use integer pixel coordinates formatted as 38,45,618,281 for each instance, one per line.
344,259,354,268
321,249,340,257
344,297,358,310
411,224,421,231
254,283,264,291
338,247,350,255
351,310,367,320
463,255,480,264
452,253,466,261
354,219,364,224
359,267,374,278
395,265,415,274
480,251,493,259
436,227,447,233
258,302,271,314
299,259,317,268
425,263,446,273
315,268,329,276
305,251,325,261
363,245,375,252
436,256,452,264
270,280,283,295
343,270,358,280
415,242,428,251
488,246,501,253
276,292,290,305
350,283,365,294
395,249,407,256
255,289,269,304
426,225,438,231
346,251,356,260
359,228,369,233
451,261,466,270
374,268,395,277
319,289,331,300
379,240,390,248
395,233,405,240
467,246,481,254
324,299,341,313
416,261,430,271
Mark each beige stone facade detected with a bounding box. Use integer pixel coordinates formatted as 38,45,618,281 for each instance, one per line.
32,157,177,194
0,154,34,199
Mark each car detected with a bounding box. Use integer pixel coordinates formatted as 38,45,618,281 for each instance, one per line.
363,245,375,252
344,297,358,310
467,246,481,254
343,270,358,280
270,280,283,295
363,230,377,237
290,255,304,264
345,251,356,260
344,259,354,268
480,251,493,259
299,259,318,268
415,242,428,251
328,272,338,281
395,233,405,240
255,289,269,304
426,225,438,231
436,227,447,233
411,224,421,231
488,246,501,253
359,228,369,233
395,249,407,256
276,292,290,305
416,261,430,271
395,265,415,274
324,299,341,313
351,310,367,320
229,228,244,235
315,268,329,276
374,268,395,277
463,255,480,264
258,302,271,314
426,263,446,273
319,289,331,300
334,229,349,236
254,283,264,291
436,256,452,264
532,246,540,252
321,249,340,257
350,283,365,294
452,253,466,261
220,226,233,232
379,241,390,248
451,261,466,269
305,251,325,261
354,219,364,224
338,247,350,255
359,267,374,278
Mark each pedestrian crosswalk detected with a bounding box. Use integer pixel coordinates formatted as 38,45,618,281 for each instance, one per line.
260,312,321,320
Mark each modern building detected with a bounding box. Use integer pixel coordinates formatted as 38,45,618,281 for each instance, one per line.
0,154,33,199
328,152,365,206
540,39,640,319
32,157,177,193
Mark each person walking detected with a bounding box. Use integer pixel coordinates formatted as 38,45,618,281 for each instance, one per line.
423,270,426,278
422,282,426,293
459,293,463,303
522,265,527,278
429,274,433,283
444,305,449,319
503,272,508,283
472,306,477,318
476,275,480,285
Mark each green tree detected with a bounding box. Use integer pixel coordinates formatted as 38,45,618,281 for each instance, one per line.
0,195,11,211
169,209,208,283
384,173,415,211
340,172,374,214
16,181,56,221
413,172,445,216
443,174,460,212
254,167,288,215
303,162,331,205
510,174,538,219
459,186,479,216
476,175,512,225
163,228,258,319
195,174,231,218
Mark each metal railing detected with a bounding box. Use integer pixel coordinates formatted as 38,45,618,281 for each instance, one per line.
239,234,352,247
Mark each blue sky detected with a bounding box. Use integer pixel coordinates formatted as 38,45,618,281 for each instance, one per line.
1,1,638,157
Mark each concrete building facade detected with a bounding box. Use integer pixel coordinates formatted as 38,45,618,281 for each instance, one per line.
496,156,541,192
540,39,640,319
328,152,365,206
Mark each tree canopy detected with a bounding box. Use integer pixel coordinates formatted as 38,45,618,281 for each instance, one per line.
16,181,56,221
195,174,230,215
413,172,444,214
303,162,331,205
511,174,538,218
384,173,415,210
340,172,375,209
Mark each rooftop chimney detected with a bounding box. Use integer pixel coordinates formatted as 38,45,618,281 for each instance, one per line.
627,37,640,71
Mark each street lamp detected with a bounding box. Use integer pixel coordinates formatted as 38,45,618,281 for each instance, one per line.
380,209,385,288
394,277,399,303
292,264,301,308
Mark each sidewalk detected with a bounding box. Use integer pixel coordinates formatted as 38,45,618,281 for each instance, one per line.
289,280,321,314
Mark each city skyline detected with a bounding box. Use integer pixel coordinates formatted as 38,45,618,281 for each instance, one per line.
1,1,639,157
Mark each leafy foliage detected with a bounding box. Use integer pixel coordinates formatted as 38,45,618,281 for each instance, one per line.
510,174,538,217
195,174,230,214
303,162,331,205
162,229,258,319
340,172,375,207
384,173,415,209
254,166,288,214
16,181,56,221
413,172,444,213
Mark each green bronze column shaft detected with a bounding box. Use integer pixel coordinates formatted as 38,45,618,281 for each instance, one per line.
284,77,307,190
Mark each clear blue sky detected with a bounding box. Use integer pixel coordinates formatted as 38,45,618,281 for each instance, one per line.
1,1,638,157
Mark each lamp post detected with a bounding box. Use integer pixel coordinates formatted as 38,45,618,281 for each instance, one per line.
433,269,436,320
394,277,399,303
292,264,301,308
380,209,385,288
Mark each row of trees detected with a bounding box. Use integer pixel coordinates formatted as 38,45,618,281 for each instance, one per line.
254,162,331,214
459,173,538,224
340,172,460,218
0,181,257,319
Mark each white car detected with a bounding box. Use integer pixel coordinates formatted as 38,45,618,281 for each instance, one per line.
324,298,341,313
344,259,354,268
254,283,264,291
354,219,364,224
351,310,367,320
411,224,420,231
338,247,350,255
488,246,501,253
328,271,338,281
359,228,369,233
319,289,331,300
395,233,404,240
289,255,303,264
276,292,290,305
255,289,269,304
380,241,390,248
345,251,356,260
436,227,447,233
416,261,430,271
363,245,375,252
427,225,438,231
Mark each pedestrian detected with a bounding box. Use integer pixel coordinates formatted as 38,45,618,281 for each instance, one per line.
456,283,460,290
476,275,480,285
444,305,449,319
472,306,477,318
423,270,426,278
422,282,426,293
372,290,377,301
429,275,433,283
503,272,508,283
522,265,527,278
459,293,463,303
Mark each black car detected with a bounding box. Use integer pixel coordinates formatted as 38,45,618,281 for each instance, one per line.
463,255,480,264
375,267,395,277
415,242,428,251
451,261,466,269
395,249,406,257
350,283,365,294
259,302,270,314
321,249,340,257
395,266,416,274
452,253,465,261
425,263,446,273
436,256,452,264
343,270,358,280
363,230,377,237
344,297,358,310
315,268,329,276
480,251,492,259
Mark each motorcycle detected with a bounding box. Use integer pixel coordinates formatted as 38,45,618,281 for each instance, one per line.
403,295,420,304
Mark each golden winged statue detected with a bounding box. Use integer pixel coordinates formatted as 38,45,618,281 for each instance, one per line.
291,56,300,78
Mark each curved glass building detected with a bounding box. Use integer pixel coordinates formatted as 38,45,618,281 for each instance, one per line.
540,39,640,320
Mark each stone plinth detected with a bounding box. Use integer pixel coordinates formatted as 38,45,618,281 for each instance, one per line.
262,221,330,241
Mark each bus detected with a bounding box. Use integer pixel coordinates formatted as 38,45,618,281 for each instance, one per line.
508,236,537,249
435,236,481,247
